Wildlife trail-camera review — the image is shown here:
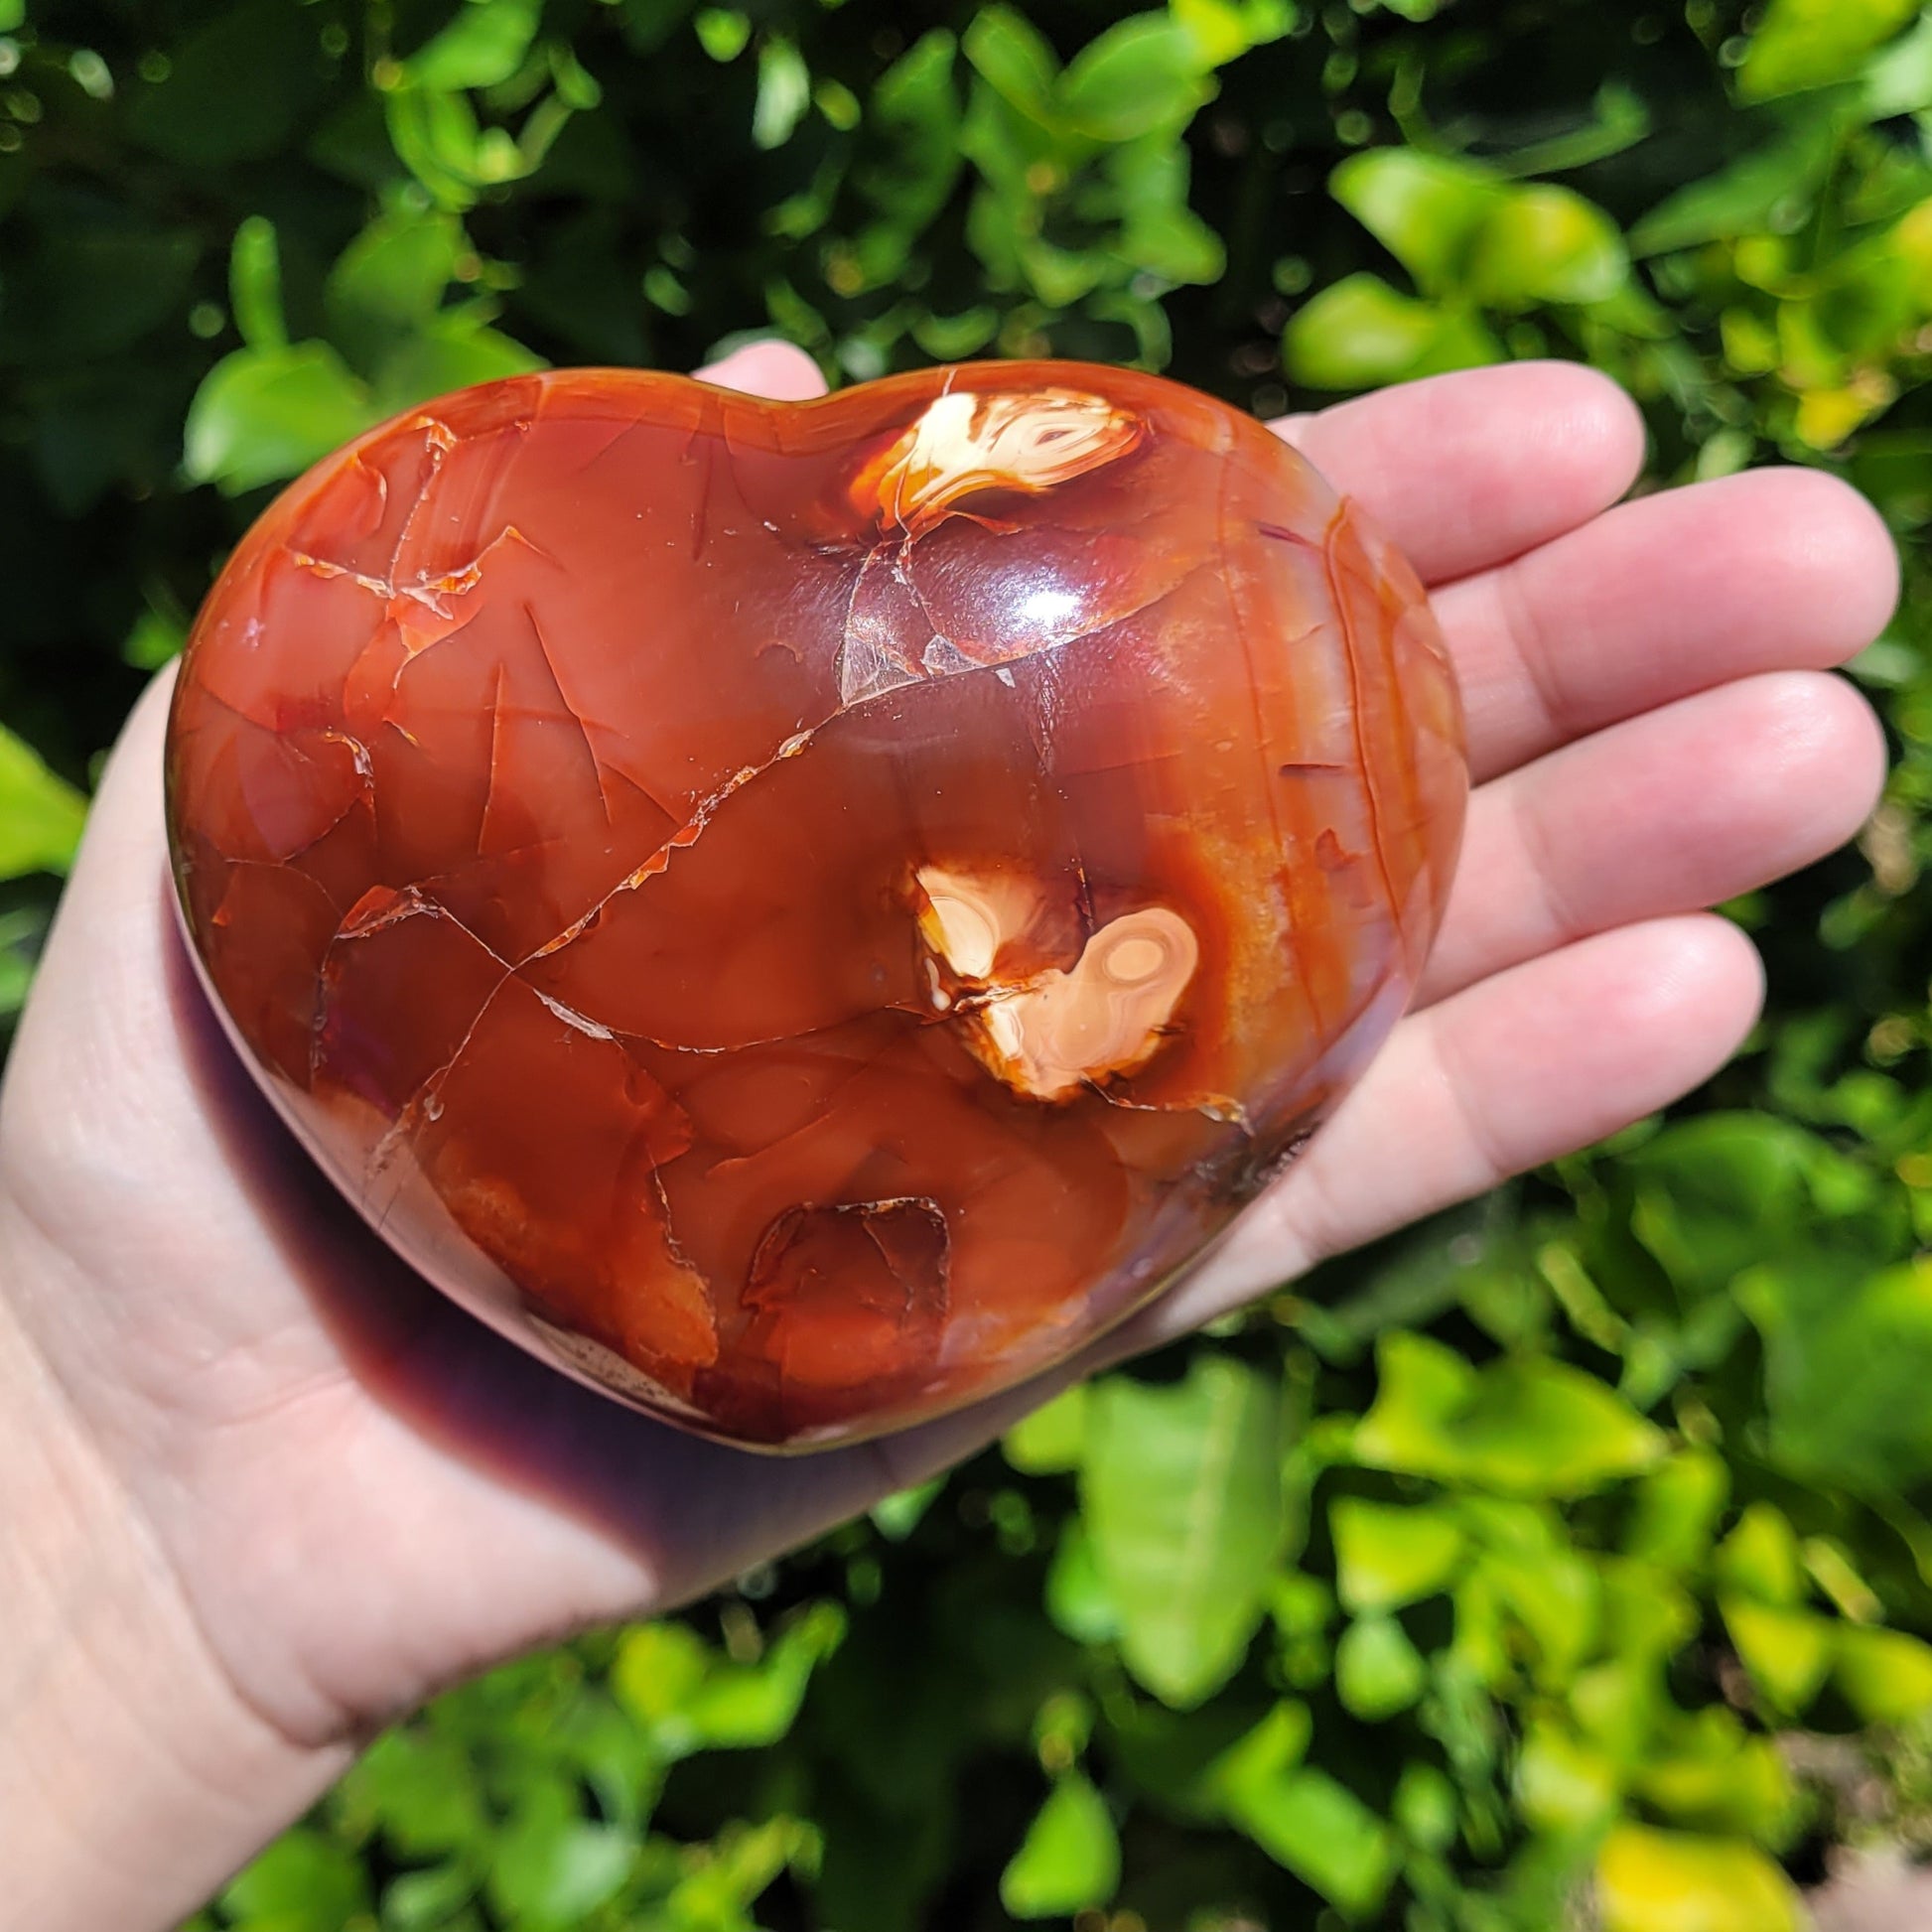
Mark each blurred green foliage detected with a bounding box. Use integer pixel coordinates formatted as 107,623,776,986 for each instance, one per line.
3,0,1932,1925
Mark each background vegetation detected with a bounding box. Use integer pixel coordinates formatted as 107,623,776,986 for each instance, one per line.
3,0,1932,1925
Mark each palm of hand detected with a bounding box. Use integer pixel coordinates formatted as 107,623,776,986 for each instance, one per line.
0,343,1893,1757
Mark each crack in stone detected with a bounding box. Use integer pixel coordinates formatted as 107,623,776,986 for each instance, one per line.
521,601,619,830
519,719,824,967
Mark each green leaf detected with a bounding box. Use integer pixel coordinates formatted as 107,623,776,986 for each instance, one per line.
1514,1720,1620,1835
325,208,464,366
1595,1826,1801,1932
693,7,750,62
869,1476,944,1542
184,342,375,494
753,36,811,150
1004,1384,1089,1474
0,724,86,879
1392,1760,1457,1853
1172,0,1296,66
403,0,544,92
1723,1598,1835,1712
1204,1699,1313,1809
610,1619,710,1728
1044,1517,1123,1645
341,1727,487,1859
228,215,286,351
382,1861,478,1930
1080,1357,1288,1707
1630,111,1842,254
1834,1624,1932,1724
1626,1114,1878,1300
1057,16,1213,142
1225,1766,1399,1918
614,1605,844,1757
1334,1614,1427,1720
1736,1256,1932,1493
1634,1709,1794,1840
1738,0,1920,102
1465,185,1627,308
1714,1502,1806,1605
371,313,544,412
220,1830,371,1930
1331,149,1501,295
485,1780,634,1930
999,1773,1120,1918
1623,1449,1729,1574
961,6,1059,125
1283,275,1500,389
1353,1333,1667,1498
1331,1498,1465,1614
660,1816,812,1924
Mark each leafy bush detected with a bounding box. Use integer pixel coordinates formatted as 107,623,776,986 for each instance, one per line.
3,0,1931,1926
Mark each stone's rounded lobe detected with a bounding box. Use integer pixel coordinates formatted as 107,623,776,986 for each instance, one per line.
164,361,1467,1451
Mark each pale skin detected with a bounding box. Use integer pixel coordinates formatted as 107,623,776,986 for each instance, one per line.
0,342,1897,1930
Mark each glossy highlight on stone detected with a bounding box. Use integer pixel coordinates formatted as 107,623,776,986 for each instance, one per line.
164,362,1467,1450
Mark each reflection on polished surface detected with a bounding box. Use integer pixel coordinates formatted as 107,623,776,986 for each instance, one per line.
165,361,1467,1449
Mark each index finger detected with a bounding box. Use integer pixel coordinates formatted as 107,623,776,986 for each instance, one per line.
1273,360,1646,586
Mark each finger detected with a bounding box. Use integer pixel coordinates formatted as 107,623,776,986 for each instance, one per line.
695,340,829,401
1437,465,1900,782
0,666,197,1212
1417,670,1885,1009
1098,914,1763,1354
1272,361,1644,586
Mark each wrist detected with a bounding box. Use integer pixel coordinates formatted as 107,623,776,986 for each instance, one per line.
0,1214,349,1932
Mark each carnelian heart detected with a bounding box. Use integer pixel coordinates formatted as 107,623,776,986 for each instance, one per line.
164,361,1466,1450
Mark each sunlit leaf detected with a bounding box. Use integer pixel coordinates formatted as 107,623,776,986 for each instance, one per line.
1515,1721,1619,1835
754,36,811,149
1080,1358,1288,1707
1172,0,1295,66
1738,0,1920,102
1353,1333,1667,1497
1465,184,1627,307
1835,1624,1932,1724
1595,1826,1800,1932
1334,1613,1427,1720
220,1830,371,1930
1330,149,1500,295
1721,1597,1835,1712
1714,1502,1807,1606
999,1773,1120,1918
1284,274,1500,388
0,724,86,879
1622,1449,1729,1574
1004,1384,1089,1474
1331,1498,1465,1614
485,1779,634,1930
183,342,374,493
403,0,545,92
1225,1765,1399,1917
1058,15,1212,142
961,6,1059,124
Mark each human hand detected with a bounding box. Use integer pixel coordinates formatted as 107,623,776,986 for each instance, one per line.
0,342,1893,1930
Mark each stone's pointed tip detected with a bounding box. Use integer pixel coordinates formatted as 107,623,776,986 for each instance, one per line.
165,361,1466,1451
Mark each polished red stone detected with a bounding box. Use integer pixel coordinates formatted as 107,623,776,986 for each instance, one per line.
164,363,1466,1449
